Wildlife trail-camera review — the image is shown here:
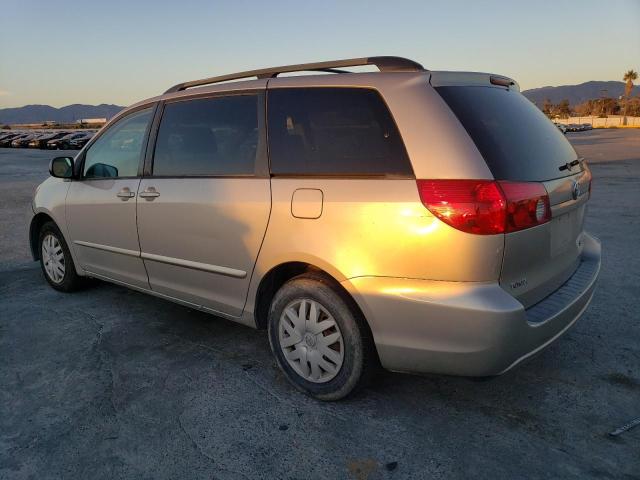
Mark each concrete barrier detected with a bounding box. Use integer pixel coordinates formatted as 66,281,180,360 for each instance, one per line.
555,116,640,127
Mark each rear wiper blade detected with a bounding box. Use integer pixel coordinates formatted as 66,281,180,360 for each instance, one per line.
559,157,584,172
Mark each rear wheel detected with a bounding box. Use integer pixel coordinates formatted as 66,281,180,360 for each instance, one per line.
39,221,85,292
268,274,377,401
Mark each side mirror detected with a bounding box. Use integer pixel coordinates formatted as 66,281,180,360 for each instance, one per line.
49,156,74,178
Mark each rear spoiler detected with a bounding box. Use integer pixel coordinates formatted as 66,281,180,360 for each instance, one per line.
429,71,520,91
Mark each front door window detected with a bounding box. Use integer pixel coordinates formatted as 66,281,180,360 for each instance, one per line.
83,108,153,179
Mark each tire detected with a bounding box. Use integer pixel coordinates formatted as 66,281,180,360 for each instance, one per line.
268,273,377,401
39,221,85,292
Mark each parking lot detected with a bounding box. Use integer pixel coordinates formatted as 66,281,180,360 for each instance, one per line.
1,129,638,479
0,130,96,151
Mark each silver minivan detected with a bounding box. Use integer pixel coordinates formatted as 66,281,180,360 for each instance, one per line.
31,57,601,400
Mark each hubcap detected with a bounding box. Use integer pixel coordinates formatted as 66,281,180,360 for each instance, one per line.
278,298,344,383
42,234,65,284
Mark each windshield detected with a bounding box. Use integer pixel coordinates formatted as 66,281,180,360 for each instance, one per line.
435,86,581,181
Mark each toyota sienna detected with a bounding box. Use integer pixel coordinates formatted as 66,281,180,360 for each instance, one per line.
30,57,601,400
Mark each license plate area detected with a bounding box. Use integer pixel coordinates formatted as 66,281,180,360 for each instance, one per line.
550,208,582,257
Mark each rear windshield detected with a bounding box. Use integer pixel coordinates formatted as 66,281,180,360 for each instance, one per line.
435,86,580,181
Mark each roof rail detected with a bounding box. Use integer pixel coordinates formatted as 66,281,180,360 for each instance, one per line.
164,56,425,94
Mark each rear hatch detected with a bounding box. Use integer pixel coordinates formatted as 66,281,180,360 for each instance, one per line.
434,80,591,308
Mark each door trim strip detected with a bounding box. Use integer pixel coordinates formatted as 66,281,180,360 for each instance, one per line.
74,240,140,258
73,240,246,279
140,252,247,278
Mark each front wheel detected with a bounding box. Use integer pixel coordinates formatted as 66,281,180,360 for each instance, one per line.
39,221,85,292
268,274,377,401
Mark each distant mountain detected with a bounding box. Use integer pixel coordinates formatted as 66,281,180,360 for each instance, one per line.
2,82,638,123
0,104,125,124
523,81,639,107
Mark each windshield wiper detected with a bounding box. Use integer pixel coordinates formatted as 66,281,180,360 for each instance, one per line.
559,157,584,172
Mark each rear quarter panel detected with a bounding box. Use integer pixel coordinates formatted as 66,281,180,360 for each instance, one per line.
249,178,504,290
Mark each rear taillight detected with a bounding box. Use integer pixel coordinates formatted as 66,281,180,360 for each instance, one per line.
499,181,551,232
416,180,505,234
416,179,551,235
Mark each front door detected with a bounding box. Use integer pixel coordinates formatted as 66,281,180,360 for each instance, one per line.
136,92,271,316
66,106,155,288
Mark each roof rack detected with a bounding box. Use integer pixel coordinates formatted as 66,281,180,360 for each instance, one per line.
164,56,425,94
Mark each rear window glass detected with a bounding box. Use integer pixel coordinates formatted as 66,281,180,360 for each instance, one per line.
268,88,412,176
153,95,259,176
436,86,580,181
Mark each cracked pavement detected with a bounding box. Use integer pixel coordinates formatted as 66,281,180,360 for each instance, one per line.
1,130,639,479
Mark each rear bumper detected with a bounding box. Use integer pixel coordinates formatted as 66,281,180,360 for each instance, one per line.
342,232,601,376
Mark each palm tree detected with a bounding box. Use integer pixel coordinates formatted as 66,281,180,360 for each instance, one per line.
624,70,638,97
623,69,638,123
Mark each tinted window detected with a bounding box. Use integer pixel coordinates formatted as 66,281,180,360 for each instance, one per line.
268,88,412,176
436,86,580,181
83,108,153,178
153,95,259,176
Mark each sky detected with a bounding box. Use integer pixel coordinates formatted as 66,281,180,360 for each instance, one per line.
1,0,638,108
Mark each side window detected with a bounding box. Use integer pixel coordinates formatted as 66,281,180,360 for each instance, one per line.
152,95,259,176
268,88,412,176
83,108,153,179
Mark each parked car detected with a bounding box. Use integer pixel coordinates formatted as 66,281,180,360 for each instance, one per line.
27,132,52,148
30,57,600,400
0,132,24,145
566,123,582,132
0,133,26,147
555,123,567,134
11,133,38,147
29,131,70,149
67,131,95,149
581,123,593,131
27,135,43,148
46,132,87,150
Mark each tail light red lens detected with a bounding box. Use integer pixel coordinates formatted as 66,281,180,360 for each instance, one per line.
416,180,506,234
416,179,551,235
498,181,551,232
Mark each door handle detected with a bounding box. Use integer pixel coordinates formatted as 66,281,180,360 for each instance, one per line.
139,187,160,200
116,187,135,200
